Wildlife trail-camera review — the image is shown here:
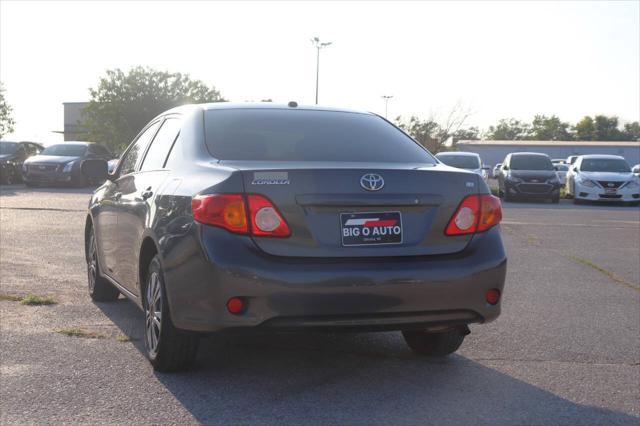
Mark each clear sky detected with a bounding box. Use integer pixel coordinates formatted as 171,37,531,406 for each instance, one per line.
1,0,638,143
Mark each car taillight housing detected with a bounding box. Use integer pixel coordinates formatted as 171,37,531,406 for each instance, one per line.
191,194,291,237
445,194,502,236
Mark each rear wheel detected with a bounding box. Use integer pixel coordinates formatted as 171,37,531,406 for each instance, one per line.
402,327,468,357
87,228,120,302
144,256,199,372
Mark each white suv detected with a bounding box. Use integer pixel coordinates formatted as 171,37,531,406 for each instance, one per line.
566,155,640,205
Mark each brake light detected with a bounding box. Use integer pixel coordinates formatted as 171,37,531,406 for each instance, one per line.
191,194,248,234
445,194,502,236
191,194,290,237
247,194,291,237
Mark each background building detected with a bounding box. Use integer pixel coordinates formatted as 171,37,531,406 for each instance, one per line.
456,140,640,166
54,102,89,141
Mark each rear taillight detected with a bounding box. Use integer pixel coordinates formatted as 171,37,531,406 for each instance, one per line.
445,194,502,236
191,194,291,237
191,194,248,234
247,194,291,237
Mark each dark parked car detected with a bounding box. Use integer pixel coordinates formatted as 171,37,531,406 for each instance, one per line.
497,152,561,203
22,141,114,187
83,103,506,371
0,141,43,184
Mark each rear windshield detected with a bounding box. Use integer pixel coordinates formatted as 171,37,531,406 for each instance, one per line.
436,154,480,169
204,109,435,163
581,158,630,173
0,142,18,155
555,164,569,171
41,144,87,157
510,155,553,171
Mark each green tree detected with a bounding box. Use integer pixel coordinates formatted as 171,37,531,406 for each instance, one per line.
81,67,225,153
451,127,480,143
622,122,640,141
593,115,623,140
485,118,532,140
530,115,572,140
395,116,442,153
574,115,624,141
0,82,16,138
574,116,595,140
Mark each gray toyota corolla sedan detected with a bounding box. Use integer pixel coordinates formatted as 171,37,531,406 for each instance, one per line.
82,103,506,372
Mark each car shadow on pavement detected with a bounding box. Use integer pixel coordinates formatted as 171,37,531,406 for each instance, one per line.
0,183,96,197
97,300,639,425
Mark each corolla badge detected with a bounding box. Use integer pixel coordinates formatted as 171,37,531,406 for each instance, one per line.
360,173,384,191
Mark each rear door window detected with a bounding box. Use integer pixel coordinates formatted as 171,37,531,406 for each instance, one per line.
204,109,435,163
140,118,181,171
118,121,161,176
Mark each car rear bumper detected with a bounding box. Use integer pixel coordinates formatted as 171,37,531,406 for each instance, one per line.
162,225,507,333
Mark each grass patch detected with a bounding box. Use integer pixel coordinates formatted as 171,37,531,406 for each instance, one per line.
20,294,57,306
0,293,57,305
0,294,24,302
56,328,106,339
566,255,640,292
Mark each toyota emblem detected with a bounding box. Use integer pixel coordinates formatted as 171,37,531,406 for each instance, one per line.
360,173,385,191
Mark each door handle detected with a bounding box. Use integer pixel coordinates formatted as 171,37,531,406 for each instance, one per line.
141,187,153,200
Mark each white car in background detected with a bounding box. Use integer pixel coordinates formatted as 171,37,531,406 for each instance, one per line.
554,163,569,185
566,155,640,205
632,164,640,177
435,151,489,182
492,163,502,179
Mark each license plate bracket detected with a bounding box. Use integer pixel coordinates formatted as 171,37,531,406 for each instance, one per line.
340,211,403,246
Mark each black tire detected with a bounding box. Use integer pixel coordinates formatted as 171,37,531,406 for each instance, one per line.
402,328,467,357
87,227,120,302
504,191,513,202
144,256,199,372
3,171,15,185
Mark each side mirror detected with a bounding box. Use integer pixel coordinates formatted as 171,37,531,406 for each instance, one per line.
502,165,509,171
553,166,558,171
81,159,109,181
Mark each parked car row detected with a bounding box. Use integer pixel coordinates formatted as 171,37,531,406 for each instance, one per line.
0,140,115,187
495,152,639,205
437,149,640,206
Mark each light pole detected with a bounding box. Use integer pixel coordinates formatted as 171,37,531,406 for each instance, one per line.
311,37,332,105
381,95,394,118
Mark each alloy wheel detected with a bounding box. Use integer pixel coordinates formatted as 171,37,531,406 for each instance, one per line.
145,272,162,357
87,234,97,292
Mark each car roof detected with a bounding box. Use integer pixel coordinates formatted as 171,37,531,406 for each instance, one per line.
435,151,479,157
162,102,373,116
511,152,550,157
578,154,626,160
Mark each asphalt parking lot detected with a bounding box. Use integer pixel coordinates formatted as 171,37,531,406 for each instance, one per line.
1,184,639,425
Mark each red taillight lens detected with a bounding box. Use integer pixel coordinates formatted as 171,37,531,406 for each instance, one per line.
191,194,248,234
191,193,290,237
445,194,502,236
247,194,291,237
486,288,501,305
226,297,245,314
478,195,502,232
